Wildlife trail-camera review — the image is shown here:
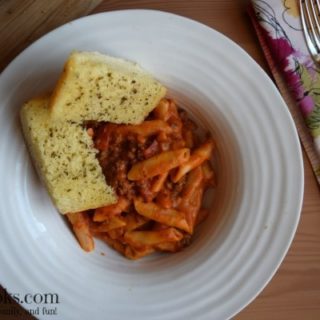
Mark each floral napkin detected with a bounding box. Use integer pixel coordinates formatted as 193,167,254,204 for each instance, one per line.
248,0,320,185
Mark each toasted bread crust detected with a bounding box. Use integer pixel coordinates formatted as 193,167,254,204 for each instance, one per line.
21,51,167,214
20,96,117,214
49,51,167,124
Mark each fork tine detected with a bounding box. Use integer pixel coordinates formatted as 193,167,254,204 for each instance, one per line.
300,0,320,61
308,0,320,49
316,0,320,14
315,0,320,35
300,0,318,55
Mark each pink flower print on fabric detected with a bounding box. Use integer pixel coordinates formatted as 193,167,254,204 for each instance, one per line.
300,95,315,116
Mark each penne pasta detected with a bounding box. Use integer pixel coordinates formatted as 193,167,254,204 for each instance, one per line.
168,100,181,124
107,227,125,240
155,232,192,252
172,139,215,182
124,245,155,260
182,128,194,149
179,184,204,233
116,120,172,137
155,191,173,209
202,161,216,187
151,172,169,193
128,148,190,181
93,197,129,222
67,212,94,252
153,99,170,121
87,127,94,138
124,228,183,248
181,166,203,198
71,98,216,259
90,216,126,233
155,241,183,252
97,233,126,256
122,212,149,231
134,199,190,232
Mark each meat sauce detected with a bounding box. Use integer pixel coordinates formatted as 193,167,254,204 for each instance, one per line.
87,103,193,205
74,98,216,259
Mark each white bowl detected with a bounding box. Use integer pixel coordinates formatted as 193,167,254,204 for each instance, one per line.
0,10,303,320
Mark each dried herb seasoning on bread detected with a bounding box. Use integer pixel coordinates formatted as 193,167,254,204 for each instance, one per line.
20,51,167,214
20,96,116,214
50,51,167,124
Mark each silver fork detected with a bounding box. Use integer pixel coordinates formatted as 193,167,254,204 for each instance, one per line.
300,0,320,64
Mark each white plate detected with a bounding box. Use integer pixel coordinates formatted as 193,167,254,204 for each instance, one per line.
0,10,303,320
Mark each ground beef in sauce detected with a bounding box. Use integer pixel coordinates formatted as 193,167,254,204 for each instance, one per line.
89,113,188,204
80,98,215,260
91,122,164,201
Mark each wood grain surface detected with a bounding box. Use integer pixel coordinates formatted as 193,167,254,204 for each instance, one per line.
0,0,102,71
0,0,319,319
